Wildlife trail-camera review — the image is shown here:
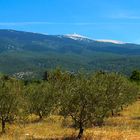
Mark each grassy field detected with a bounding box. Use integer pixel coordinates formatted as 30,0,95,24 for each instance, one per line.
0,101,140,140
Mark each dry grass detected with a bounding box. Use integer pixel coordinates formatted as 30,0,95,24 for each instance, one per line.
0,101,140,140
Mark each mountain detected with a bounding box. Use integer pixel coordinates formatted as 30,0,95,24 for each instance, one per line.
0,29,140,78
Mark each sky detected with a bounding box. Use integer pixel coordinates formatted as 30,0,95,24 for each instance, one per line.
0,0,140,43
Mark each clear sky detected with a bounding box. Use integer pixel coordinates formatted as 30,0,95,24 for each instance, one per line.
0,0,140,43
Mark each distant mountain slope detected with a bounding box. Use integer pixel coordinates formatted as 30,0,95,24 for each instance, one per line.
0,29,140,78
1,29,140,54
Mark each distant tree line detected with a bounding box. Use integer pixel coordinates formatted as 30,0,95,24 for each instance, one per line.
0,69,139,139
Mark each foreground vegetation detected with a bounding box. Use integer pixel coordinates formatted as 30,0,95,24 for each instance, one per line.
0,101,139,140
0,69,139,139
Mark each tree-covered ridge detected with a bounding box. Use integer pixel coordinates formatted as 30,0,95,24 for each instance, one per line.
0,30,140,77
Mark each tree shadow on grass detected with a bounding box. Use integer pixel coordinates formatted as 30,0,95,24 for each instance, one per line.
131,116,140,120
27,137,77,140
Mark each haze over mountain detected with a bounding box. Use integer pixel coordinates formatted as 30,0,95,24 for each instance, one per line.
0,29,140,78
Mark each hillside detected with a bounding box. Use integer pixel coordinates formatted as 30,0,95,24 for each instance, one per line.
0,29,140,78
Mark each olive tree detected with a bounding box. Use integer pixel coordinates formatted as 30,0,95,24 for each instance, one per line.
101,73,139,116
59,73,109,139
0,76,22,133
24,82,56,119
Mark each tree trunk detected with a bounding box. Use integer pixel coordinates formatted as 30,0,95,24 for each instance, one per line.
111,110,114,116
39,112,43,120
77,126,84,139
1,119,5,133
95,118,104,126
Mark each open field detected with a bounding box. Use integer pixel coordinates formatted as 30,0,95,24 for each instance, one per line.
0,101,139,140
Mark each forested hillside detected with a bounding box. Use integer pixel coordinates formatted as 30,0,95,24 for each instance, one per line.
1,30,140,78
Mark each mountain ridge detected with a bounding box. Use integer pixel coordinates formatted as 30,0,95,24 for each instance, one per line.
0,29,140,78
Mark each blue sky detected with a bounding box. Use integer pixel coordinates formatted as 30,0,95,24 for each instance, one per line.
0,0,140,43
